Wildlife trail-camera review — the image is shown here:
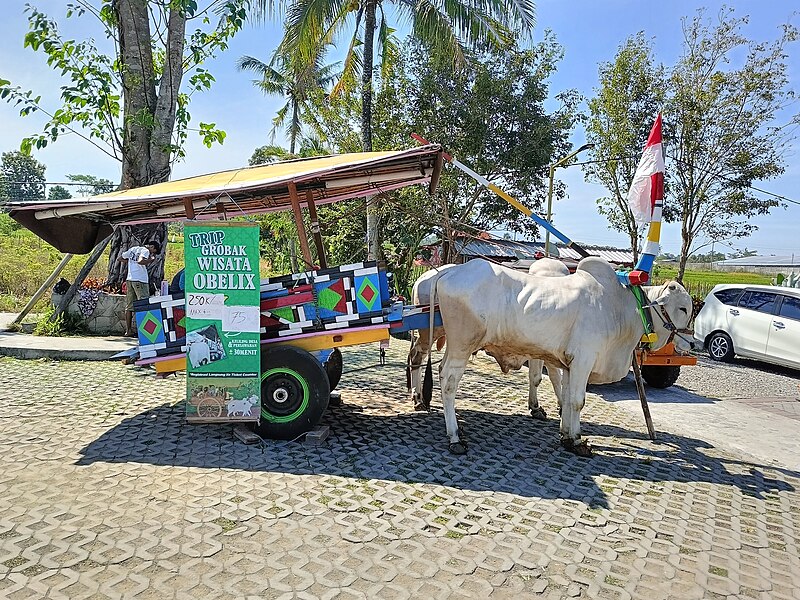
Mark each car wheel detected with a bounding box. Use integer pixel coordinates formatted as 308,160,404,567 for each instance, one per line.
707,332,735,362
255,345,330,440
641,365,681,389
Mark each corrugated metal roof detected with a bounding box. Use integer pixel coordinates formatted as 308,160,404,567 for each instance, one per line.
716,255,799,267
557,246,634,265
455,239,546,260
455,238,633,265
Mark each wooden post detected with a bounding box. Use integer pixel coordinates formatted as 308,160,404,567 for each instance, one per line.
51,235,113,321
183,198,196,219
429,151,444,195
305,189,327,269
12,253,74,326
288,182,313,268
631,351,656,441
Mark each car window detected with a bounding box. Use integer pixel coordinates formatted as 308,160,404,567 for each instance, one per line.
713,288,743,306
738,291,777,314
779,296,800,321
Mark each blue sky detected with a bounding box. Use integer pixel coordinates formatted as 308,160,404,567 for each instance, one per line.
1,0,799,258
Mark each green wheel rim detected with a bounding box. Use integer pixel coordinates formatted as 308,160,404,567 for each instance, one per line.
261,367,310,423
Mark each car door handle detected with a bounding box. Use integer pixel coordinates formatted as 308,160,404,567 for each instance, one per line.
773,321,785,329
729,309,739,316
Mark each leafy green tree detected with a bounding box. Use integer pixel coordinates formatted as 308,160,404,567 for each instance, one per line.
66,174,114,197
0,1,247,285
583,33,665,264
249,145,298,165
258,0,536,259
379,38,580,263
47,185,72,201
237,52,338,154
248,141,332,273
0,151,46,203
304,37,579,293
667,8,798,281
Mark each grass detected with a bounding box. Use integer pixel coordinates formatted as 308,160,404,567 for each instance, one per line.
651,265,772,299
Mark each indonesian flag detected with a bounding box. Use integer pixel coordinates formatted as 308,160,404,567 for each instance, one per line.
626,114,664,228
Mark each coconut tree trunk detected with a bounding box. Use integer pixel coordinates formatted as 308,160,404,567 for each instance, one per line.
362,0,379,260
107,0,187,288
290,100,299,155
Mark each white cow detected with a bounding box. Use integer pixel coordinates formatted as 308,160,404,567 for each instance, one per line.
429,257,694,456
524,259,568,418
407,259,568,417
227,397,255,417
187,338,211,368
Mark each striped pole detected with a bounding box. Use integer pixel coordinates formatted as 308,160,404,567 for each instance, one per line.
411,134,591,257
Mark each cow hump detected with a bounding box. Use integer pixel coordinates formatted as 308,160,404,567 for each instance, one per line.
576,257,618,286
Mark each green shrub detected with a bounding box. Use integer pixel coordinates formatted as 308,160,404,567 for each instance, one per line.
33,304,86,337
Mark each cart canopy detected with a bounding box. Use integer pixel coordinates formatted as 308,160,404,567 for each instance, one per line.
7,145,442,254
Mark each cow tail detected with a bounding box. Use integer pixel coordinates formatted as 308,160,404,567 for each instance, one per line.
422,268,446,409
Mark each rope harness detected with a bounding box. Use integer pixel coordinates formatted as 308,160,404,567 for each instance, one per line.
630,285,695,349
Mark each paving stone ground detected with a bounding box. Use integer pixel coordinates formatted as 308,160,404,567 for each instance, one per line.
1,344,799,600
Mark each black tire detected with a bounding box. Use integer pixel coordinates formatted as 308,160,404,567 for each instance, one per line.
255,345,330,440
641,365,681,389
324,348,343,391
707,331,735,362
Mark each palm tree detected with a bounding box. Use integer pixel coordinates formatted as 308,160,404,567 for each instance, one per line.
237,52,338,154
255,0,536,258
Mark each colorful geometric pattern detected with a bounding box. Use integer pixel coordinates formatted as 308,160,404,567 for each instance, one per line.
135,261,394,352
317,278,348,313
136,310,165,344
355,273,380,314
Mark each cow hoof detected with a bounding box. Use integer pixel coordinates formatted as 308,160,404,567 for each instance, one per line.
448,441,468,455
529,407,547,420
561,438,593,457
413,400,428,412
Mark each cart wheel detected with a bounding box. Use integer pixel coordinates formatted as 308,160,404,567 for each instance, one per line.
640,365,681,389
195,396,223,418
324,348,343,391
255,345,330,440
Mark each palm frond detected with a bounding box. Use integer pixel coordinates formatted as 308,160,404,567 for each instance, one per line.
400,0,466,66
377,15,400,83
271,102,291,139
331,17,364,97
280,0,352,65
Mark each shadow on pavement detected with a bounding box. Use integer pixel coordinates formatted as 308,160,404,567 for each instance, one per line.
588,374,718,404
77,396,796,509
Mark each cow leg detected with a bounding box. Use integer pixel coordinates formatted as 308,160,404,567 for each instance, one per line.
527,359,547,420
559,361,592,457
408,333,430,411
439,354,468,454
544,362,563,415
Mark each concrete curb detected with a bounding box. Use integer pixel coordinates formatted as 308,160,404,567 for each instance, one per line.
0,331,136,362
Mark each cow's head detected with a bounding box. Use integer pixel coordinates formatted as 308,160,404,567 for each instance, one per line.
645,281,695,353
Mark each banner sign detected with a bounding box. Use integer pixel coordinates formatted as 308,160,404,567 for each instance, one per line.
184,222,261,422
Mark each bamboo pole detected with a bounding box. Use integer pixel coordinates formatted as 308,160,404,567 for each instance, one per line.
288,182,313,268
12,253,74,326
51,235,112,322
631,350,656,441
305,189,327,269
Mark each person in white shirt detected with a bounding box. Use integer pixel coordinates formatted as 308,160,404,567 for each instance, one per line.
119,241,160,336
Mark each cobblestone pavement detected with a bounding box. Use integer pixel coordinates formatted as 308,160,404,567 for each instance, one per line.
1,345,799,600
